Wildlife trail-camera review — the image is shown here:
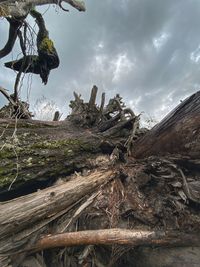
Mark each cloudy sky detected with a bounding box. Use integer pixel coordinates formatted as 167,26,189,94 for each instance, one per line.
0,0,200,122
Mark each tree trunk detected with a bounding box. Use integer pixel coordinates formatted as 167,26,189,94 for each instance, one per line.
0,119,103,200
0,88,199,267
133,91,200,158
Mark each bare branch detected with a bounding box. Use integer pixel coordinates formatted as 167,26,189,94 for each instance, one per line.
31,229,200,252
0,18,23,59
0,86,16,106
0,0,85,17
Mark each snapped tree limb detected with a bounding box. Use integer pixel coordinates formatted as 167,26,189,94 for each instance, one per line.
31,229,200,252
0,0,85,17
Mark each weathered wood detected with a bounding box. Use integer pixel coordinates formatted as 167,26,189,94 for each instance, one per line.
32,229,200,252
99,92,105,114
0,90,200,267
0,169,115,240
0,86,16,105
0,119,102,198
133,91,200,158
88,85,98,109
0,169,115,267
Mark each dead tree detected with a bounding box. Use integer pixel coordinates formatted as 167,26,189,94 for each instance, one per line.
0,87,199,267
132,91,200,158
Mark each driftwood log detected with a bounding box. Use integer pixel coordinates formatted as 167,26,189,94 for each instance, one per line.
0,87,199,267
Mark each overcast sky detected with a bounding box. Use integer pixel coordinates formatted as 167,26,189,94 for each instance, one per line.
0,0,200,122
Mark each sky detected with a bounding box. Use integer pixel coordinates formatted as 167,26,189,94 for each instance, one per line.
0,0,200,123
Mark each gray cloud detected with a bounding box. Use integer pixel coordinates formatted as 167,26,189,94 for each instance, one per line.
0,0,200,121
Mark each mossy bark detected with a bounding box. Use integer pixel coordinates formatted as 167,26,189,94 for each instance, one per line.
0,119,101,199
0,89,200,267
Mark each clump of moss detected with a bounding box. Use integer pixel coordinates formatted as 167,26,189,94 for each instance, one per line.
32,139,83,150
39,37,54,53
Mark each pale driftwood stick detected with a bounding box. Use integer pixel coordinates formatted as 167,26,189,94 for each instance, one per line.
88,85,98,109
31,229,200,252
0,86,16,106
0,169,115,239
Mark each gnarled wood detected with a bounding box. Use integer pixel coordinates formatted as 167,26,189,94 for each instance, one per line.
0,170,115,252
133,91,200,158
0,90,200,267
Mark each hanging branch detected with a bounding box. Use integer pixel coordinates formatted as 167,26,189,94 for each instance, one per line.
0,18,23,59
4,8,60,84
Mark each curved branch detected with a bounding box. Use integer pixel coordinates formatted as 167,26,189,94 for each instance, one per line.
5,9,59,84
0,18,22,59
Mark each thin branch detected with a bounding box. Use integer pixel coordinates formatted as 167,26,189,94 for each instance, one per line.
0,86,16,106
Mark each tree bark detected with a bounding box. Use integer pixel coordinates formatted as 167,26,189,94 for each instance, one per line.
0,169,114,239
133,91,200,158
0,0,85,18
0,119,103,199
0,90,200,267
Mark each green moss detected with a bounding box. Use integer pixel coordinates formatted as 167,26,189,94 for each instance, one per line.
0,163,18,187
0,137,97,189
39,37,54,53
31,138,93,151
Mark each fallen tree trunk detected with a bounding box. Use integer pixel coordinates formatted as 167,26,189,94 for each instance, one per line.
0,119,103,200
133,91,200,158
0,88,199,267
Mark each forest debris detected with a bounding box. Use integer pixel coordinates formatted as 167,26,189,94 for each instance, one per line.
60,190,101,233
68,86,145,144
178,168,200,204
0,89,199,267
0,100,33,119
0,86,33,119
31,228,200,252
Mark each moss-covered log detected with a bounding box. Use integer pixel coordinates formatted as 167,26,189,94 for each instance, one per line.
0,86,142,200
0,119,102,200
0,89,200,267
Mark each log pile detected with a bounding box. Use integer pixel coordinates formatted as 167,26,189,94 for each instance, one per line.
0,87,199,267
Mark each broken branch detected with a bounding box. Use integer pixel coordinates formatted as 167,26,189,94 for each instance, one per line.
32,228,200,252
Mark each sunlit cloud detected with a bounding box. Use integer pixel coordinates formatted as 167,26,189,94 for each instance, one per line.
153,32,170,50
